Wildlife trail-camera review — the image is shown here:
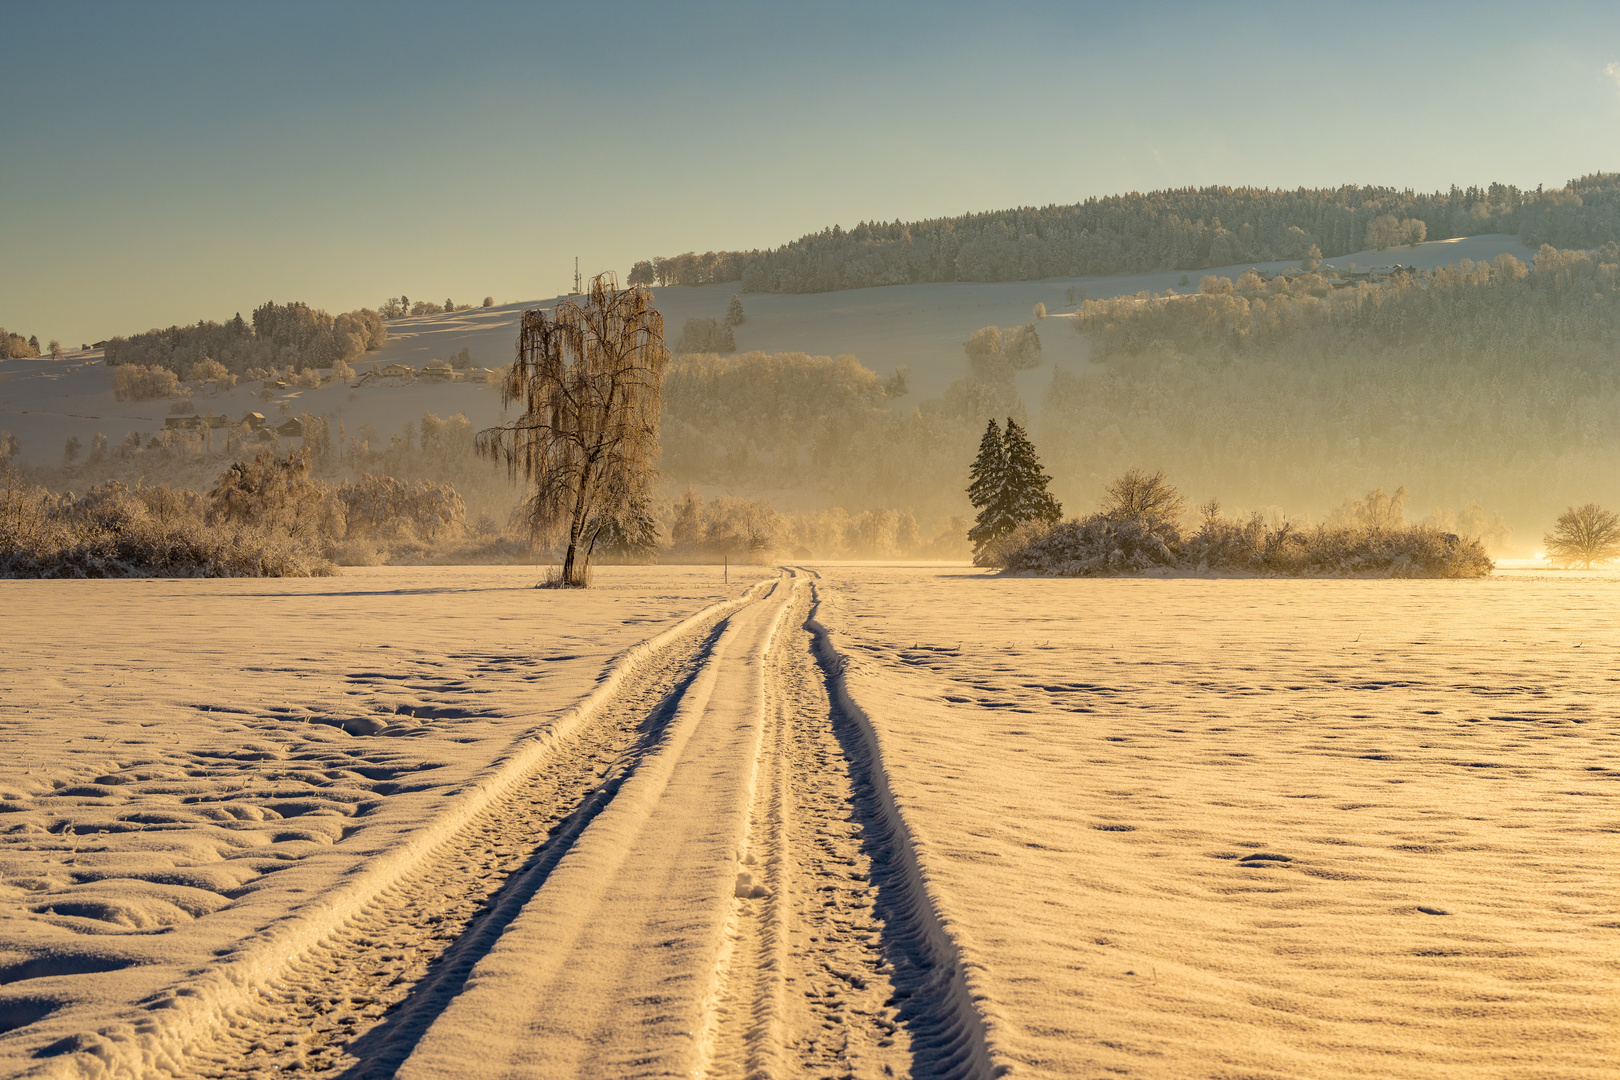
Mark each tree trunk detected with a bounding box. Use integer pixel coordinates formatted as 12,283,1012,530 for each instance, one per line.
562,467,594,587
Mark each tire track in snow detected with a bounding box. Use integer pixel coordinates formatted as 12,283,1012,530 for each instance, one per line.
799,571,1003,1080
392,572,801,1079
159,595,755,1080
703,574,998,1080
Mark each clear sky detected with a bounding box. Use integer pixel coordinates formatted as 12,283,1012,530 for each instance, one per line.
4,0,1618,346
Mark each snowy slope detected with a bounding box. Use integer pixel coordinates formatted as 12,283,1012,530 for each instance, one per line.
0,234,1540,469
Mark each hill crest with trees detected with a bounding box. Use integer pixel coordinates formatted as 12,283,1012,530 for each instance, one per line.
632,173,1620,292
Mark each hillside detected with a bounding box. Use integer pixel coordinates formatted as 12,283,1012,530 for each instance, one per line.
0,232,1537,463
634,175,1619,291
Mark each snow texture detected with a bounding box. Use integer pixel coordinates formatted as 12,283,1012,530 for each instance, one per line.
811,565,1619,1079
0,565,769,1077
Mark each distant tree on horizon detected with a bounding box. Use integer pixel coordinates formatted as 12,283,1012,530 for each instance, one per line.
628,261,655,287
671,317,735,355
637,174,1620,294
1543,503,1620,569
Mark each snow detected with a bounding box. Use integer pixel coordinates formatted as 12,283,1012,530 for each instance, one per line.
0,565,770,1074
3,562,1613,1077
396,573,799,1079
810,565,1620,1079
0,234,1541,466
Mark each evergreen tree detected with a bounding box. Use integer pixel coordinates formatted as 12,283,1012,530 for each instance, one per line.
1001,418,1062,525
725,293,746,326
967,418,1015,555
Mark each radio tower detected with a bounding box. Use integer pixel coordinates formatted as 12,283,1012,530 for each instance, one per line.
573,257,582,295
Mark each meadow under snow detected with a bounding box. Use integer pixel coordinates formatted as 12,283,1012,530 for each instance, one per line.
814,565,1618,1078
0,566,768,1071
0,564,1613,1078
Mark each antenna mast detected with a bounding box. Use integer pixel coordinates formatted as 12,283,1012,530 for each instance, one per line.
573,257,582,295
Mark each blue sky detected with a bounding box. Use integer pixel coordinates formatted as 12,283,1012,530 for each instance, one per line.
4,0,1618,345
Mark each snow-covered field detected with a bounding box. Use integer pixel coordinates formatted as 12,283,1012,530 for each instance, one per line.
2,563,1613,1078
814,566,1619,1079
0,566,770,1075
0,234,1539,467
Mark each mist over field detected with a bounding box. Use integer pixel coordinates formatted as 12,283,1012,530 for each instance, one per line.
5,213,1618,563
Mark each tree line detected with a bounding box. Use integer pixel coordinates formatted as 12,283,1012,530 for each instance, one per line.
630,173,1620,292
104,303,387,375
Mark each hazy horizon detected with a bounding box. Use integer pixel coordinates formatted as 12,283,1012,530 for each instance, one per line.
5,0,1620,345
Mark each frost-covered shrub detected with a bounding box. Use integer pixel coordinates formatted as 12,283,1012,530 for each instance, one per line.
210,448,345,546
337,474,466,544
995,510,1492,578
996,514,1180,576
0,469,334,578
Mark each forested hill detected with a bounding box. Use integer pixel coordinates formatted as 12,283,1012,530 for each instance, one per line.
634,173,1620,293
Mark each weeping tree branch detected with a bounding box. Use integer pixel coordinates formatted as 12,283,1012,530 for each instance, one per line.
477,273,669,586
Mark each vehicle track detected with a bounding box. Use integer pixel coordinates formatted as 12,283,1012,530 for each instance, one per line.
704,576,993,1080
180,606,738,1079
182,570,991,1080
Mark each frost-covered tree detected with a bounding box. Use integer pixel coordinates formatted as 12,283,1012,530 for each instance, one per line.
963,324,1041,381
478,273,669,586
968,417,1059,560
1100,468,1185,536
591,495,660,563
725,293,745,327
1543,503,1620,569
671,317,735,355
1002,419,1062,526
63,436,81,466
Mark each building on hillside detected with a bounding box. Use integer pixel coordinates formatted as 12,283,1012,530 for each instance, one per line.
241,411,266,429
381,363,415,379
275,418,304,438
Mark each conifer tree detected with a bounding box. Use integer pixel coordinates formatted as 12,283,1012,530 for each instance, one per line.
1001,418,1062,526
725,293,745,327
967,418,1015,556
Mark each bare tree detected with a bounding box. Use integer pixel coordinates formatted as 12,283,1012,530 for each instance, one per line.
1100,467,1185,535
478,273,668,586
1543,503,1620,569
